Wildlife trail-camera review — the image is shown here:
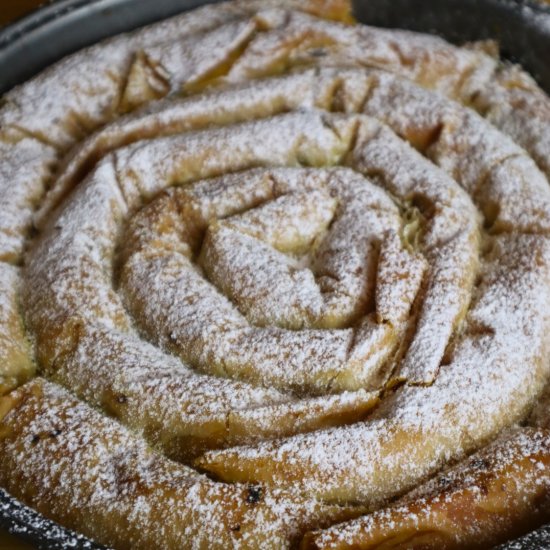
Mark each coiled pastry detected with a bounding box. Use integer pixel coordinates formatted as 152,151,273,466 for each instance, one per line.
1,0,550,548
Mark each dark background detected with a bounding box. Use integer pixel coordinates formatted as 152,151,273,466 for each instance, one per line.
1,0,47,26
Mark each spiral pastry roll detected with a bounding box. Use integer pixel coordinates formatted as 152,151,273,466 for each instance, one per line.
1,1,550,548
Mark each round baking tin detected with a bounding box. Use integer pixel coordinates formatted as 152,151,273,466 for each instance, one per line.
0,0,550,548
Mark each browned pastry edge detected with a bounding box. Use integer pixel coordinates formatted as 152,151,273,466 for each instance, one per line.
301,428,550,549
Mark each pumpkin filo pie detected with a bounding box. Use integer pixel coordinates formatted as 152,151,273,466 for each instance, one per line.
1,0,550,548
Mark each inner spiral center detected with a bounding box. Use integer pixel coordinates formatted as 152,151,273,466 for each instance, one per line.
118,166,428,395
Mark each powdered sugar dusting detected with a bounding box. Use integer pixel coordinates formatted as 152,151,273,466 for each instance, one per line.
0,378,358,549
0,0,550,548
120,163,427,393
306,428,550,549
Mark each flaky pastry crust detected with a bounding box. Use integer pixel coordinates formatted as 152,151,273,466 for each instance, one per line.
1,1,550,548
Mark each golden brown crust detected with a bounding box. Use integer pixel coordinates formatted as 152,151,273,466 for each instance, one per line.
0,378,362,550
0,264,34,395
301,428,550,549
0,1,550,548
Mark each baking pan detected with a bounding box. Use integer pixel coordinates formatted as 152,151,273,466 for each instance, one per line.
1,0,550,548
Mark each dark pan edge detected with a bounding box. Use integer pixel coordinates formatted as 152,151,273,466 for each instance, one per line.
0,0,549,548
0,0,224,94
496,525,550,550
0,488,105,549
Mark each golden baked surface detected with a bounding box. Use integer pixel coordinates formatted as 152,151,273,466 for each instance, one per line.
1,1,550,548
